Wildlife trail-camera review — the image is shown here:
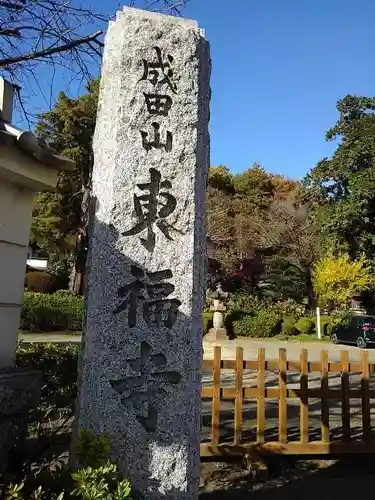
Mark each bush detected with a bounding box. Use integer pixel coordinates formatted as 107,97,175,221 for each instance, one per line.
227,292,263,315
272,299,306,318
224,310,246,336
21,291,83,331
16,343,79,442
281,316,297,335
232,309,282,338
319,315,331,336
203,311,213,334
2,431,132,500
295,317,314,334
319,313,347,335
25,271,54,293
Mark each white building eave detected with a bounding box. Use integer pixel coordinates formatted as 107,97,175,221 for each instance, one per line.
0,120,75,172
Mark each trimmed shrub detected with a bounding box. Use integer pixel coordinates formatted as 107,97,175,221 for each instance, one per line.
25,271,54,293
227,292,263,315
328,314,348,334
21,291,83,331
281,316,297,335
232,309,282,338
224,310,246,337
319,315,332,336
203,311,213,334
295,317,314,334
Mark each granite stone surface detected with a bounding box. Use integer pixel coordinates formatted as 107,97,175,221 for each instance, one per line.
76,7,210,500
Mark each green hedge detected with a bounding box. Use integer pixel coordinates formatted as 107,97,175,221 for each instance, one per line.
295,317,314,334
21,291,83,332
281,316,297,335
232,309,281,338
319,315,331,335
203,311,213,334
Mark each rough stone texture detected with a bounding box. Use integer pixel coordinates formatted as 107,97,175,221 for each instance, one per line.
0,368,41,472
76,7,210,500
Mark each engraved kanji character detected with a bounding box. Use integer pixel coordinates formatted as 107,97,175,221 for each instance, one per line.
110,341,181,432
113,265,181,329
143,93,172,116
122,168,177,252
141,122,172,152
140,46,177,93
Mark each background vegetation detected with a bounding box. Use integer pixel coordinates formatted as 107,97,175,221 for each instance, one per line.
22,87,375,337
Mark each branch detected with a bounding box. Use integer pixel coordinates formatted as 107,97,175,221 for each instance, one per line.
0,28,21,37
0,30,103,67
0,0,24,9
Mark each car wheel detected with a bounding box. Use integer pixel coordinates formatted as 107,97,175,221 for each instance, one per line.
357,336,367,349
332,333,339,344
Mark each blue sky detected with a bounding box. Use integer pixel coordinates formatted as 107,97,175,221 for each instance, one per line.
183,0,375,178
18,0,375,179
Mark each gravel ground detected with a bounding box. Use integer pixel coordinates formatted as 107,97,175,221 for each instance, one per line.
199,456,375,500
201,339,375,443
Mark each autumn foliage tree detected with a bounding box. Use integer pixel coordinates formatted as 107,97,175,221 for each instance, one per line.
206,163,302,296
313,253,375,310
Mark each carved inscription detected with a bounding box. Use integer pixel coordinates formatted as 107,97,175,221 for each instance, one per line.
113,264,181,328
110,341,181,432
122,168,177,251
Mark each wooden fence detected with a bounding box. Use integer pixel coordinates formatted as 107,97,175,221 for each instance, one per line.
200,346,375,457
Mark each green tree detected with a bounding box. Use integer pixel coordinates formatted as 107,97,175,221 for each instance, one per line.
264,200,322,307
313,253,375,310
304,95,375,261
32,79,99,293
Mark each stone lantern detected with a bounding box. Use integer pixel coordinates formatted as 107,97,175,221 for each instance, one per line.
205,282,230,342
0,77,74,467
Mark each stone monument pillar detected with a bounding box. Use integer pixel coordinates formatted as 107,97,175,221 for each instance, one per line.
76,7,210,500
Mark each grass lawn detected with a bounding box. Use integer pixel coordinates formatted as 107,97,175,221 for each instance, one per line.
19,330,82,335
271,333,331,343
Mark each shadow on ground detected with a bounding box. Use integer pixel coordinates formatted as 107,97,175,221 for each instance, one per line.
199,456,375,500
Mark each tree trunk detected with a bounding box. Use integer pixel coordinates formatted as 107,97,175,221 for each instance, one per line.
305,268,316,310
69,185,91,295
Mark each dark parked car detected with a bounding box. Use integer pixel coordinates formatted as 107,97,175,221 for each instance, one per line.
332,315,375,348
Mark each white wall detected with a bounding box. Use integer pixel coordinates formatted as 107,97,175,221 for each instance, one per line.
0,181,34,367
0,181,34,246
0,143,59,192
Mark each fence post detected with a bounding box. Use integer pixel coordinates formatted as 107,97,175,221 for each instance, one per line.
300,349,309,443
279,348,287,443
211,345,221,446
321,349,329,442
234,346,243,445
257,347,266,444
361,349,371,441
341,350,350,441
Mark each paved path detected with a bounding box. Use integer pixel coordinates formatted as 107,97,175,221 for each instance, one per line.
19,333,82,343
203,338,375,362
201,339,375,443
19,334,375,362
